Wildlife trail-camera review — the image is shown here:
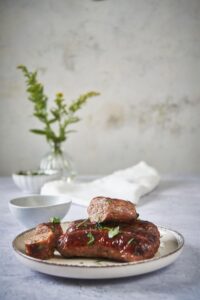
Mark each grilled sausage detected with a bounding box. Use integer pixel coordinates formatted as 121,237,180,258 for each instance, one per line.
57,219,160,262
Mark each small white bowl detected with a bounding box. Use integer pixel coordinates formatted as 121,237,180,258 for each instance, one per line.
9,195,71,228
12,170,60,194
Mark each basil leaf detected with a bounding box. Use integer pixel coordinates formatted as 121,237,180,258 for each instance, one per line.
87,232,95,245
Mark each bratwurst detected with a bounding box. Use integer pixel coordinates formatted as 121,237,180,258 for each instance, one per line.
57,219,160,262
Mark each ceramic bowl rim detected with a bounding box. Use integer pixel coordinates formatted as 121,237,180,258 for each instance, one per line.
9,195,72,209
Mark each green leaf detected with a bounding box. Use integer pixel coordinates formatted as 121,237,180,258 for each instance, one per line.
76,219,88,228
50,109,59,119
96,224,120,238
127,237,135,245
65,116,80,125
33,112,47,123
45,127,56,140
87,232,95,245
30,129,47,135
69,91,100,113
48,118,57,124
50,216,61,224
108,226,120,238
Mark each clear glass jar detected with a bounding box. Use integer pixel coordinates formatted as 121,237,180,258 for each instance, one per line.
40,143,76,182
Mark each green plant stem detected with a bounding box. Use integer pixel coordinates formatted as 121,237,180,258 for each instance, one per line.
17,65,100,147
51,142,62,154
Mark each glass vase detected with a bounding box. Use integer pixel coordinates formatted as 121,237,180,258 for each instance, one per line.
40,143,76,182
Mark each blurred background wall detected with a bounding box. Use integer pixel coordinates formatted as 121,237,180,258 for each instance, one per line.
0,0,200,176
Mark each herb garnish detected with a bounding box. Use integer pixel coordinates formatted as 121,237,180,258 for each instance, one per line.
127,237,135,245
17,170,47,176
96,224,120,238
95,223,103,229
76,219,88,228
50,217,61,224
87,232,95,245
108,226,120,238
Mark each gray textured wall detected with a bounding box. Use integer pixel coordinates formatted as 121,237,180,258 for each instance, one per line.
0,0,200,176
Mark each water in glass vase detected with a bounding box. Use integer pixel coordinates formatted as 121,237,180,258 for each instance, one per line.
40,144,76,181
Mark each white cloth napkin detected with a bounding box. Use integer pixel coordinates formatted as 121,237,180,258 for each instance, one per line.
41,161,160,206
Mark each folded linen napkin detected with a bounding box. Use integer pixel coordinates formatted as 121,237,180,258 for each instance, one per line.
41,161,160,206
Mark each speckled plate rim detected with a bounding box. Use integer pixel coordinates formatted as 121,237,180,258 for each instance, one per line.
12,223,184,268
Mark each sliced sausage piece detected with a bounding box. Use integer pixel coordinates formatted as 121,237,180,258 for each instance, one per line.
87,196,137,223
25,222,63,259
25,231,56,259
36,222,63,245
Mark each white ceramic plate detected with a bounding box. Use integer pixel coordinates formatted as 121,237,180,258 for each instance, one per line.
12,223,184,279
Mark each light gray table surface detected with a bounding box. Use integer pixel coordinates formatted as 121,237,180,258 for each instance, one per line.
0,176,200,300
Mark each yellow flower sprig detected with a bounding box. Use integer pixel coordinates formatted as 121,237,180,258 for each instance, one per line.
18,65,100,152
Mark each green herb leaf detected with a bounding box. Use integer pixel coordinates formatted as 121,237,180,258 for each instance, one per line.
95,224,120,238
30,129,47,135
87,232,95,245
18,171,46,176
127,237,135,245
108,226,120,238
76,219,88,228
50,216,61,224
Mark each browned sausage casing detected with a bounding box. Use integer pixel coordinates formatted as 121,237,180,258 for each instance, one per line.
57,219,160,262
